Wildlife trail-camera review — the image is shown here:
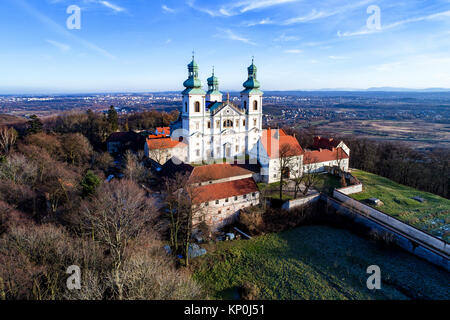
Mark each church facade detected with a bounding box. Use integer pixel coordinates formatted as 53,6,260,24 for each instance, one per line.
170,56,263,163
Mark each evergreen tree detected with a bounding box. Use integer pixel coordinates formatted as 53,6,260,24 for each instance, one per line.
80,170,101,197
26,114,43,135
107,106,119,132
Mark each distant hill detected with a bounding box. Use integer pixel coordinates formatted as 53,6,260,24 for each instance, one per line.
0,114,26,126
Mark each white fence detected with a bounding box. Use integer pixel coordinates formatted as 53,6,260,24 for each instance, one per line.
335,184,363,195
333,190,449,257
282,192,321,210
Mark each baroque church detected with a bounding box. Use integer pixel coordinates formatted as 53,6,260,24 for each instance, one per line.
169,56,263,163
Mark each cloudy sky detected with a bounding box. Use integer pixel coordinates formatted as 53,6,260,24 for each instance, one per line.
1,0,450,93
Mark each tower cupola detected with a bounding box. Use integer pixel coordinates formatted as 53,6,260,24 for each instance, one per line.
183,54,205,94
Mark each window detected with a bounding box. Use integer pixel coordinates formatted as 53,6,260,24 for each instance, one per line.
216,120,220,128
207,121,211,129
205,202,209,207
253,119,257,126
252,193,256,197
243,101,247,109
215,200,219,204
243,194,247,199
253,100,258,111
195,101,200,112
223,120,233,128
234,196,238,201
185,102,188,112
236,145,239,152
196,122,200,130
225,198,229,203
243,120,246,127
196,149,200,156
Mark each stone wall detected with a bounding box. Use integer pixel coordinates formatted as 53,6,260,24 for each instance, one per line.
335,183,363,195
333,190,450,257
281,192,321,210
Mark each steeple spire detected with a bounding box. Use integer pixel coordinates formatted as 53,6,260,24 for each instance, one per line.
206,66,222,102
182,53,204,95
242,57,261,94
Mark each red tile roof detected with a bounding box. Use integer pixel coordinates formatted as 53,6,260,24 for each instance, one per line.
156,127,170,136
261,128,303,159
146,137,186,150
189,164,253,184
303,147,349,164
313,136,340,150
193,178,259,204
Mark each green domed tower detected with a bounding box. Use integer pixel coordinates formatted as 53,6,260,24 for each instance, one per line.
206,67,222,102
181,54,206,120
240,58,263,120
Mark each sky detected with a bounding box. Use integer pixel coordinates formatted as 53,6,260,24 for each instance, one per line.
0,0,449,93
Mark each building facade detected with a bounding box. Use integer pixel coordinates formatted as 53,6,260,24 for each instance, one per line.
170,57,263,163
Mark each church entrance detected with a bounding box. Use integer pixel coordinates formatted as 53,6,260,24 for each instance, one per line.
224,143,231,158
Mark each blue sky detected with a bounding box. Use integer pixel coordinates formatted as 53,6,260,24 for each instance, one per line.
1,0,449,93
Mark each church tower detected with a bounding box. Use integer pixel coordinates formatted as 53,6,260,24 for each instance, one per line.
241,58,263,146
206,67,222,103
182,54,206,120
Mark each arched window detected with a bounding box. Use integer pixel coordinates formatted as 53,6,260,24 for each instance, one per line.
253,100,258,111
207,121,211,129
195,101,200,112
223,120,234,128
185,102,188,112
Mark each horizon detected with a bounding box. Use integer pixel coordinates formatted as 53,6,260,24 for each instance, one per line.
1,0,450,93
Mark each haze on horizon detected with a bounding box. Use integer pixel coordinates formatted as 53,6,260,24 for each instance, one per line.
1,0,449,94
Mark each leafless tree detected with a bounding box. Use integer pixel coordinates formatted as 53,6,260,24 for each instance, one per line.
0,127,17,155
124,150,148,184
278,143,297,200
79,179,157,300
147,139,170,165
301,153,321,195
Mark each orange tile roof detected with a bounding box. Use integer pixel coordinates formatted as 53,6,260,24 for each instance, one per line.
146,137,185,150
156,127,170,136
303,147,349,164
261,128,303,159
313,136,340,150
193,178,259,204
189,164,253,184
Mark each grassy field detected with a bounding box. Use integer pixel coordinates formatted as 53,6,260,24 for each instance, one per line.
193,225,450,300
350,170,450,242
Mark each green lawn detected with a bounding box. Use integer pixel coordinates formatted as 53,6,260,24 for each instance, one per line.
315,173,342,195
350,170,450,242
193,225,450,300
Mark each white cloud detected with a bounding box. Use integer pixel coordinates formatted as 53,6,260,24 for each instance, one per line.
217,29,257,45
274,33,300,42
188,0,298,17
245,18,273,26
282,0,372,25
46,39,71,52
328,55,348,60
162,5,175,13
97,1,125,12
284,49,302,54
338,10,450,37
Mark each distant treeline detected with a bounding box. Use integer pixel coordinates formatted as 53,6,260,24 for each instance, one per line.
287,127,449,199
344,138,449,199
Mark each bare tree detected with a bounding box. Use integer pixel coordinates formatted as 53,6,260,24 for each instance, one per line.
278,143,297,200
146,139,170,165
79,179,157,299
163,172,202,267
301,153,321,195
0,127,18,155
124,150,148,184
